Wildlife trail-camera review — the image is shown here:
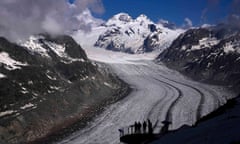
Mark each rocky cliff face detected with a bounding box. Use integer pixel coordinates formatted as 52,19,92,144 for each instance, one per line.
0,34,129,143
157,25,240,91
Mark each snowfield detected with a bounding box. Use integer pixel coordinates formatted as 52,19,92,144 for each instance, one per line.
58,48,234,144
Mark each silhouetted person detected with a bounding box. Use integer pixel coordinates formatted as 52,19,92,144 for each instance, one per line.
161,121,172,134
134,122,138,133
119,128,124,137
138,122,142,133
143,121,147,133
147,119,153,134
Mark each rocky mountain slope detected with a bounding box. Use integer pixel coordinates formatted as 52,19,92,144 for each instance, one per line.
73,11,183,54
0,34,129,144
157,24,240,92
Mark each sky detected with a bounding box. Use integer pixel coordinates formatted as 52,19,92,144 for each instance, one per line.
70,0,233,26
0,0,239,42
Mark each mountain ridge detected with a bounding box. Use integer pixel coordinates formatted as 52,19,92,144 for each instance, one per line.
73,11,184,54
157,24,240,92
0,34,129,144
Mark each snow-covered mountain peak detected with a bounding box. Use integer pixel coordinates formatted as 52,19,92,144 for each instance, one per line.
106,13,133,26
135,14,153,25
73,12,184,54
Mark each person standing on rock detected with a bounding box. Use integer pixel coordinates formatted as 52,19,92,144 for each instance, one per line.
143,121,147,133
147,119,153,134
134,122,138,133
138,122,142,133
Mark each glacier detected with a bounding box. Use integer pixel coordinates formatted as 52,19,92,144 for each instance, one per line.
58,47,234,144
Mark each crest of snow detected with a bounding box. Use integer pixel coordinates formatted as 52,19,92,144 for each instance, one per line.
0,73,6,79
135,14,153,26
0,52,28,70
191,37,219,50
0,110,16,117
20,103,34,110
21,36,50,57
201,24,214,28
106,13,133,26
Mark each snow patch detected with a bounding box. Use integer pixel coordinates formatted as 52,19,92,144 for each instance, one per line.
20,103,34,110
45,42,66,58
223,42,237,54
80,76,89,81
28,80,33,85
0,52,28,70
21,36,50,57
46,73,57,81
103,82,112,87
181,45,187,50
21,90,29,94
0,110,16,117
50,86,61,90
191,37,219,51
0,73,6,78
45,41,86,63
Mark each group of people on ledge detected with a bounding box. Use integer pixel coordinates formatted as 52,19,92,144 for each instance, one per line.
119,119,153,137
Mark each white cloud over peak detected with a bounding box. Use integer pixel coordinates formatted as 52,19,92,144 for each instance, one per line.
0,0,104,42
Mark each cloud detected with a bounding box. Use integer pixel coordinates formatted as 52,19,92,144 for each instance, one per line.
222,0,240,29
0,0,104,42
42,15,64,35
201,0,240,25
182,18,193,29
